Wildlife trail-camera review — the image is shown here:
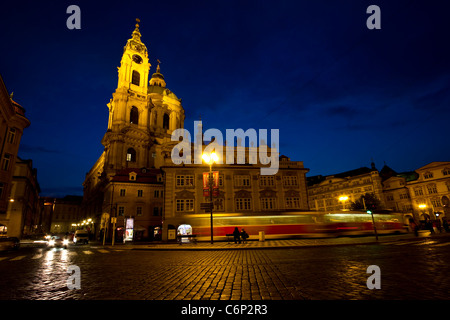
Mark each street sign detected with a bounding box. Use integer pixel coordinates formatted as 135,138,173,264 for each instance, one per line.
100,213,110,229
200,202,213,210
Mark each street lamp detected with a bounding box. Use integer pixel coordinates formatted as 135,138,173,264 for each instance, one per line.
339,196,349,211
202,151,219,244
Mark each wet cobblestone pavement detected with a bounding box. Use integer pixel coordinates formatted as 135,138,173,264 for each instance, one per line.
1,234,450,301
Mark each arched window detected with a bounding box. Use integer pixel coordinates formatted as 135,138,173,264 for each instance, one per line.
126,148,136,162
132,70,140,86
130,106,139,124
163,113,170,130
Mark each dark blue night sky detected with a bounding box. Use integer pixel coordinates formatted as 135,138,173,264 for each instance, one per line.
1,0,449,197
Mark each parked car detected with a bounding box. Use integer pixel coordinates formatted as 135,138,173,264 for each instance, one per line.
73,230,89,244
0,237,20,251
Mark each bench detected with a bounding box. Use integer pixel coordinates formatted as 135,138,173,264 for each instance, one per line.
177,234,197,245
226,234,249,243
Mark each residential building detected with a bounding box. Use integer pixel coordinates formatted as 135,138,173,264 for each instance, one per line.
50,195,83,234
4,157,40,238
307,163,386,212
405,162,450,222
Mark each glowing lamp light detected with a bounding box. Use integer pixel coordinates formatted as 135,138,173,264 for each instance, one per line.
202,152,219,164
418,204,427,209
202,153,210,163
339,196,349,202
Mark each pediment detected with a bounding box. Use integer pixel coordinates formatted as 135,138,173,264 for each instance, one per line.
175,189,195,199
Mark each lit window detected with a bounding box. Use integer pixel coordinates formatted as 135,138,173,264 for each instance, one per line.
234,175,251,187
414,188,423,196
427,184,438,194
176,175,194,187
424,172,434,179
235,198,252,211
176,199,194,212
130,106,139,124
285,197,300,209
260,176,274,187
126,148,136,162
261,198,277,210
283,176,298,186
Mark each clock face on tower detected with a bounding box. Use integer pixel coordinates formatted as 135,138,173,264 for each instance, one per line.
132,54,143,64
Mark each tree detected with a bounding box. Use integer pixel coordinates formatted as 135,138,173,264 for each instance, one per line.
350,193,382,211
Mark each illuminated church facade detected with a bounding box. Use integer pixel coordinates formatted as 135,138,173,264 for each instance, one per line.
83,21,309,241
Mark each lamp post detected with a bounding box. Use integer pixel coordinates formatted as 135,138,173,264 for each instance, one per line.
202,151,219,244
362,196,378,241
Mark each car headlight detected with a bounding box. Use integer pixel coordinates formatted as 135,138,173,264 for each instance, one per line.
48,239,55,246
63,239,69,245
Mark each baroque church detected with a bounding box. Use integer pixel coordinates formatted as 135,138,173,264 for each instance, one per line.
83,20,310,242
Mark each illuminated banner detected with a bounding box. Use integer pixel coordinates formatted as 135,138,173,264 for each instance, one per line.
124,218,134,242
203,171,219,197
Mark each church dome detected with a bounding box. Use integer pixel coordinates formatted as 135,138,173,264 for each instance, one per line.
149,61,167,87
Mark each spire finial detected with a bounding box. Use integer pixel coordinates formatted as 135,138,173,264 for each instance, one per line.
132,18,141,39
156,59,161,73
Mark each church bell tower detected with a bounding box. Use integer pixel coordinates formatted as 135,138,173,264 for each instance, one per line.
100,19,185,177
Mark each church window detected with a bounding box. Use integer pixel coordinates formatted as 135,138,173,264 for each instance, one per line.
163,113,170,130
126,148,136,162
132,70,140,86
130,107,139,124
